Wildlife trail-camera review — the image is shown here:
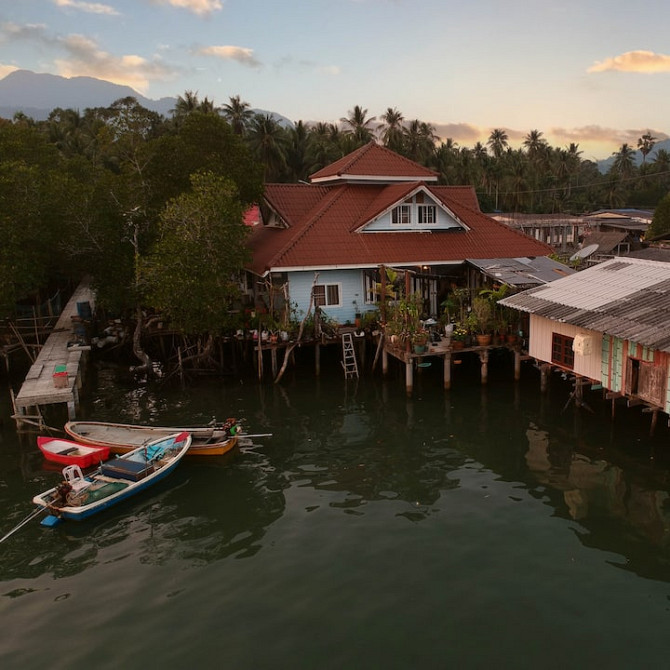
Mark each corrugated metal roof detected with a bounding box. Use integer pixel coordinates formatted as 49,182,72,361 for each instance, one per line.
499,257,670,352
466,256,575,288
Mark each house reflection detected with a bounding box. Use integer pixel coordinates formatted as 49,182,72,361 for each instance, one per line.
525,424,670,547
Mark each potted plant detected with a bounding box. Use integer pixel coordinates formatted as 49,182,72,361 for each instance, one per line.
471,296,493,346
451,324,467,349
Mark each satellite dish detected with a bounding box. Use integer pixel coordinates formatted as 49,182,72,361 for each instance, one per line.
569,243,599,262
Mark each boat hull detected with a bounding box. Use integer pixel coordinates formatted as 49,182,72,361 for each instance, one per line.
37,437,110,468
33,432,191,521
64,420,238,457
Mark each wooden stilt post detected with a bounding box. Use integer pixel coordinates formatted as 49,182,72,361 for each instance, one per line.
443,353,451,389
315,342,321,376
540,364,551,393
271,347,278,378
479,349,489,384
405,359,413,395
514,350,521,381
382,348,388,375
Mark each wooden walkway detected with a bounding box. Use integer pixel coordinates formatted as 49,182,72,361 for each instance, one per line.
13,279,95,423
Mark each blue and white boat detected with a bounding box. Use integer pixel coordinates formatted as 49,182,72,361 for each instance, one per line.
33,431,192,523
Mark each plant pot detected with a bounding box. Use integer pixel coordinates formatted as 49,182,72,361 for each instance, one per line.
506,334,518,344
452,340,465,350
413,344,428,354
476,334,492,346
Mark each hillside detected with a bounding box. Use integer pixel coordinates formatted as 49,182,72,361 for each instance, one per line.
0,69,292,126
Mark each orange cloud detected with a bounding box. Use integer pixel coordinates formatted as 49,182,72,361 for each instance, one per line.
588,50,670,73
154,0,222,17
198,45,260,68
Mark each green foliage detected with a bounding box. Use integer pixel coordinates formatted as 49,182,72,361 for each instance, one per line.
648,192,670,239
142,171,250,334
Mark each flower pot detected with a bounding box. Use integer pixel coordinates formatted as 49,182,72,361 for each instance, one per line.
452,340,465,350
476,334,492,346
413,344,428,354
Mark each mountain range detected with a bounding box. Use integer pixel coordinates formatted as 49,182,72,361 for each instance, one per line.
0,69,292,127
1,69,667,172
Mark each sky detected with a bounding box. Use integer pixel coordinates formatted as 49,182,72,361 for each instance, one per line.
1,0,670,160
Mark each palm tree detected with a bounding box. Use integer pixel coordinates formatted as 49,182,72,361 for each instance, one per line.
611,143,636,181
637,131,657,167
522,129,547,159
340,105,376,146
246,113,288,181
403,119,438,163
377,107,405,152
171,90,201,118
487,128,509,159
285,120,311,182
222,95,254,135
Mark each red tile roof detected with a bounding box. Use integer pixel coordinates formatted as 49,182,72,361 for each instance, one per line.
310,141,439,183
248,145,552,275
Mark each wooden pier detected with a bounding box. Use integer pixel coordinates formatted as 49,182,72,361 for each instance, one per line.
12,280,95,425
382,337,528,395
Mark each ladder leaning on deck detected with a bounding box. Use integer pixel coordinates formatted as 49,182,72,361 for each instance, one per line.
341,332,359,379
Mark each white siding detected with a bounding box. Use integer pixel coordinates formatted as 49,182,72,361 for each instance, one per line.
529,314,602,380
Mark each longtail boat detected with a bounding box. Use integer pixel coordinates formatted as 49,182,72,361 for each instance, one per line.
33,431,191,523
63,418,238,457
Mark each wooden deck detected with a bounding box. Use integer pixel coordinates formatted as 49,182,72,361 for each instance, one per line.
13,279,95,422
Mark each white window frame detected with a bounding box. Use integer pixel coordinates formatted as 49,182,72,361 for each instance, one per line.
313,283,341,307
391,205,411,225
417,204,437,224
364,271,377,304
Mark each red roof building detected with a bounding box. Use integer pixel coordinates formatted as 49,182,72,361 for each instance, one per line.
246,142,553,322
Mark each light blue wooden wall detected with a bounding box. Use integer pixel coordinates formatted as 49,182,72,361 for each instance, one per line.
288,269,377,324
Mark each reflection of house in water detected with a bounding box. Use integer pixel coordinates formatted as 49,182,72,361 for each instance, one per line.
525,424,670,546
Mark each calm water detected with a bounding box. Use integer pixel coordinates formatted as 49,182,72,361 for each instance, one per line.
2,352,670,669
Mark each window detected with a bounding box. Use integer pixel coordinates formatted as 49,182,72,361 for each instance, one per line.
364,271,377,304
313,284,340,307
551,333,574,369
391,205,411,225
417,205,437,224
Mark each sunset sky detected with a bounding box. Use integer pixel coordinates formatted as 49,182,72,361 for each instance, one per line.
1,0,669,160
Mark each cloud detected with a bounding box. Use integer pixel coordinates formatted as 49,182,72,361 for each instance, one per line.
54,34,175,92
433,122,480,143
0,64,19,78
153,0,223,17
52,0,120,16
318,65,341,76
588,50,670,74
0,22,176,92
198,45,260,68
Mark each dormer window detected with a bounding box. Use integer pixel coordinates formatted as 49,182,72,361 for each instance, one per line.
391,205,411,225
417,205,437,224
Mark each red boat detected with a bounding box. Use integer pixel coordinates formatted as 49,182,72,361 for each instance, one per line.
37,437,110,468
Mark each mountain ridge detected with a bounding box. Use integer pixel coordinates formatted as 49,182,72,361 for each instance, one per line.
0,69,291,127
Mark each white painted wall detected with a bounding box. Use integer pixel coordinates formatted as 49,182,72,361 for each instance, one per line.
529,314,603,380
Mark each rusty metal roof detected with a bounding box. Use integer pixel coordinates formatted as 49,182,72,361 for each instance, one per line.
466,256,575,288
499,257,670,352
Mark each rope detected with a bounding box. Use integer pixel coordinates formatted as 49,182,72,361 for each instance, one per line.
0,507,46,543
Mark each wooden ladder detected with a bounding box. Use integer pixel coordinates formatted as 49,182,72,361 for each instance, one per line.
341,332,359,379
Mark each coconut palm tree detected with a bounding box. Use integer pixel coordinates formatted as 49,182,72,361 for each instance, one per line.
340,105,376,146
610,143,636,181
487,128,509,159
246,113,288,181
222,95,254,135
403,119,438,163
377,107,405,152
